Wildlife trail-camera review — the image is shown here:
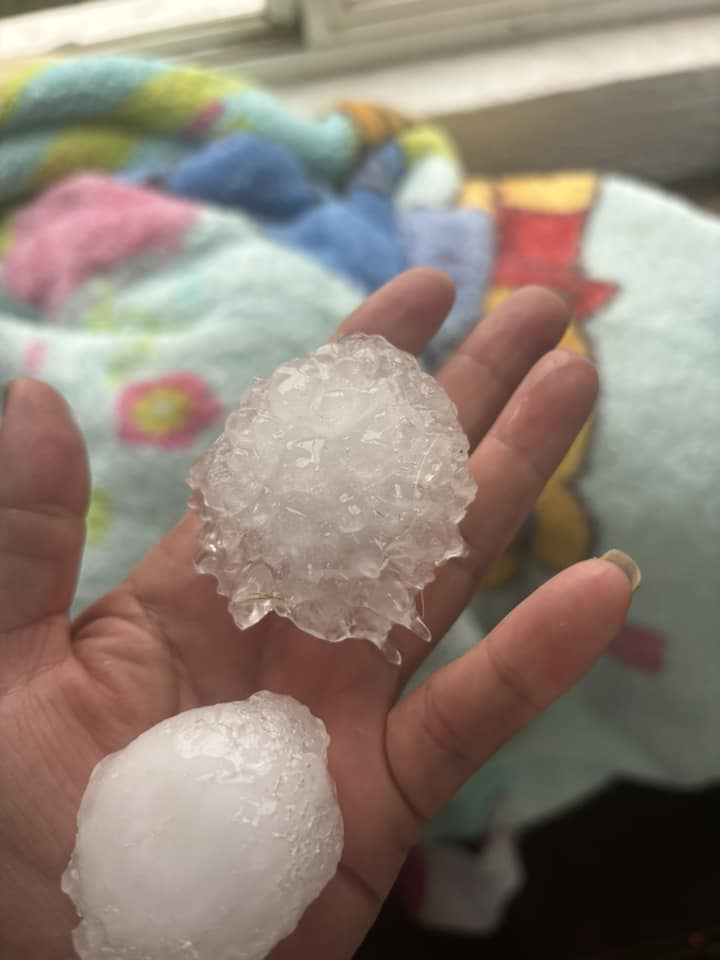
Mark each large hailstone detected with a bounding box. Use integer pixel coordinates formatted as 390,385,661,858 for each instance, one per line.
62,693,343,960
188,334,477,662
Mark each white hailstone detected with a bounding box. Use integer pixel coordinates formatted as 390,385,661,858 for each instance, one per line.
62,692,343,960
188,334,477,663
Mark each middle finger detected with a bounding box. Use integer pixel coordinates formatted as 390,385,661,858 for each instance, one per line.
437,286,570,449
392,346,598,683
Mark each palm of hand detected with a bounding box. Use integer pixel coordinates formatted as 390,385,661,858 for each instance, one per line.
3,549,408,960
0,273,632,960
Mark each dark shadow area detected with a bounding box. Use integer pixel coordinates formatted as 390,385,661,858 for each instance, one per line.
357,781,720,959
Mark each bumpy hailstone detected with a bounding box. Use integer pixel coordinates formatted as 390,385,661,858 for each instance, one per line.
62,692,343,960
188,334,477,662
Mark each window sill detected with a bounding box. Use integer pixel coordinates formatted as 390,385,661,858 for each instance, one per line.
262,13,720,184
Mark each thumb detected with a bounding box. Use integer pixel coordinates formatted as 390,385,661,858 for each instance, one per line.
0,379,89,636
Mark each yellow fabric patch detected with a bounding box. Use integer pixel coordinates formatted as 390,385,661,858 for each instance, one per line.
484,286,514,314
496,172,597,214
397,125,459,165
459,178,495,214
338,101,406,145
532,472,594,569
557,319,589,357
0,59,49,125
114,67,245,134
87,488,115,546
33,127,138,190
105,339,155,387
0,210,16,256
132,385,193,436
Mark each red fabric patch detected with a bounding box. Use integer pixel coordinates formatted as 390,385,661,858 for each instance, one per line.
607,623,666,674
182,100,223,140
495,208,587,266
492,206,617,318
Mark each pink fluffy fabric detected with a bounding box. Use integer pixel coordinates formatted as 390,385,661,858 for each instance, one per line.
3,174,197,315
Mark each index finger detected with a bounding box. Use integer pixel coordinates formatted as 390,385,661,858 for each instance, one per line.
332,267,455,353
386,557,635,827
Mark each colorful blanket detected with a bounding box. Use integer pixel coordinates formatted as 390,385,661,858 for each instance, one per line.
1,56,719,935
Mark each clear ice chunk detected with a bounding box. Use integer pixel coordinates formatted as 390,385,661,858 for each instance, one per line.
187,334,477,660
62,692,343,960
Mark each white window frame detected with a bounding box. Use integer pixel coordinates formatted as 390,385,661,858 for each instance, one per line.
0,0,276,59
302,0,720,50
4,0,719,72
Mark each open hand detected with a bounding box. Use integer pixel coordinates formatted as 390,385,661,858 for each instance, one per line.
0,270,634,959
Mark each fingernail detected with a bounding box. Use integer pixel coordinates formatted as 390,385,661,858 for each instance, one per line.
600,549,642,592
